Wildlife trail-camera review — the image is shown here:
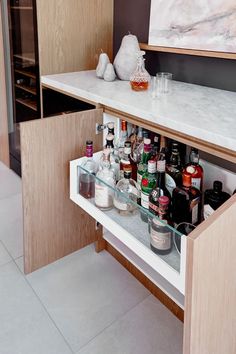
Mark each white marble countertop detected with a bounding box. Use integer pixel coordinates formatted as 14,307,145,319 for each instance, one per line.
41,70,236,153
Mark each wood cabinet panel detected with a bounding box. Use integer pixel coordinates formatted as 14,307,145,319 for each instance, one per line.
20,109,103,273
184,194,236,354
36,0,113,76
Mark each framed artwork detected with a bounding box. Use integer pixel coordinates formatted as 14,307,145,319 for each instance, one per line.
148,0,236,53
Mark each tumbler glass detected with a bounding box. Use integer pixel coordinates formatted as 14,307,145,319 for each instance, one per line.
156,72,173,94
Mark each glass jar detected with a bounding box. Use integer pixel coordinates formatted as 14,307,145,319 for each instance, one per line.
130,51,150,91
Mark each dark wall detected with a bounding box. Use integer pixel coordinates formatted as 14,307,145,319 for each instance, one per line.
114,0,236,92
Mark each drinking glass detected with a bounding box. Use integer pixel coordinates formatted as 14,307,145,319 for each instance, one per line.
156,72,173,94
174,222,196,254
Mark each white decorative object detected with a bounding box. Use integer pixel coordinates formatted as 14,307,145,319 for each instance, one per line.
103,63,116,82
113,34,140,81
149,0,236,53
96,52,110,78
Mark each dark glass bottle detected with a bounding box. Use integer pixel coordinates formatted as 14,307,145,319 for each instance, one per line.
149,158,171,217
120,141,137,180
137,138,152,185
185,148,203,191
204,181,231,215
166,142,183,196
150,196,172,255
172,172,202,226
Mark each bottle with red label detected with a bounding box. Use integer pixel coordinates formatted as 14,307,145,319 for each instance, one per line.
172,172,202,226
185,148,203,191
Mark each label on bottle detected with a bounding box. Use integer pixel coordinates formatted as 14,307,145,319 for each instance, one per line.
141,192,149,209
165,173,176,197
191,177,201,190
150,226,171,251
190,197,200,225
95,184,113,208
137,172,143,185
149,201,159,214
204,204,215,220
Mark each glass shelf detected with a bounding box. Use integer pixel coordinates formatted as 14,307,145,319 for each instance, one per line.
70,152,187,294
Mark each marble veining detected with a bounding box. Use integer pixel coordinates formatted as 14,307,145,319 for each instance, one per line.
149,0,236,52
41,71,236,152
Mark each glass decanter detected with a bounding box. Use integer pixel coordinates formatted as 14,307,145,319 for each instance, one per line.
130,51,151,91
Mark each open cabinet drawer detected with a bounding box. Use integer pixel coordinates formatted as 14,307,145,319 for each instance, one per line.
70,151,187,295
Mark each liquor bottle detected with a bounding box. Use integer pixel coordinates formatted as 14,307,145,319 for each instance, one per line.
166,142,182,196
116,120,128,158
113,169,140,215
131,126,143,164
79,140,97,199
204,181,231,219
172,172,201,226
119,141,137,180
185,148,203,191
150,196,172,255
151,135,160,160
95,149,115,210
137,138,152,186
105,134,120,182
140,160,157,222
149,158,171,217
107,121,115,135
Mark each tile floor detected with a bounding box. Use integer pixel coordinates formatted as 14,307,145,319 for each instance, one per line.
0,162,183,354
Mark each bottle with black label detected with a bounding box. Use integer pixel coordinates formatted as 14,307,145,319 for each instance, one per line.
166,142,182,196
172,172,201,226
204,181,231,219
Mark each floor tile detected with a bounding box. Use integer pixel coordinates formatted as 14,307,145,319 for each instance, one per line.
77,295,183,354
15,256,24,273
0,193,23,259
0,261,73,354
27,245,150,352
0,241,12,267
0,164,21,199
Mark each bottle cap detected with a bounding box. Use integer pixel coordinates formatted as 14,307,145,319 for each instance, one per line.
182,172,192,187
86,140,93,157
154,136,159,143
124,170,132,179
121,120,127,131
124,141,131,148
107,122,114,130
148,160,157,173
158,196,169,205
213,180,222,191
172,142,179,151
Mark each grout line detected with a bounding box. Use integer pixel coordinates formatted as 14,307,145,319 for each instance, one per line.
74,294,150,354
12,260,74,354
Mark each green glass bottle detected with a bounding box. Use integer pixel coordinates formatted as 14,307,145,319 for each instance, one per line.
137,138,152,186
140,160,157,222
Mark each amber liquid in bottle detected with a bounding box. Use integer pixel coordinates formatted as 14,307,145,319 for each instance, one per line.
130,81,149,91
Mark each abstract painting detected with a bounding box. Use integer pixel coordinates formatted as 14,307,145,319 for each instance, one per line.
148,0,236,52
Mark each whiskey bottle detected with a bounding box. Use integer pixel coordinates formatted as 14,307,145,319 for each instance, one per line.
172,172,201,226
150,196,172,255
95,149,115,210
185,148,203,191
166,142,182,196
140,160,157,222
79,140,97,199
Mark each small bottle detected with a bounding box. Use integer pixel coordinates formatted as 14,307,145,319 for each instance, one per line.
204,181,231,219
116,120,128,158
106,134,120,182
95,149,115,210
130,51,151,91
140,160,157,222
120,141,137,180
172,172,201,226
185,148,203,191
166,142,183,196
79,140,97,199
150,196,172,255
114,169,140,215
137,138,152,186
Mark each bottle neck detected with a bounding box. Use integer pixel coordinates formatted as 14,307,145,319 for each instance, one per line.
157,171,166,188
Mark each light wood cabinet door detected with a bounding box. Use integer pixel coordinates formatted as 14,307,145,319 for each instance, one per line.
184,194,236,354
20,109,103,273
